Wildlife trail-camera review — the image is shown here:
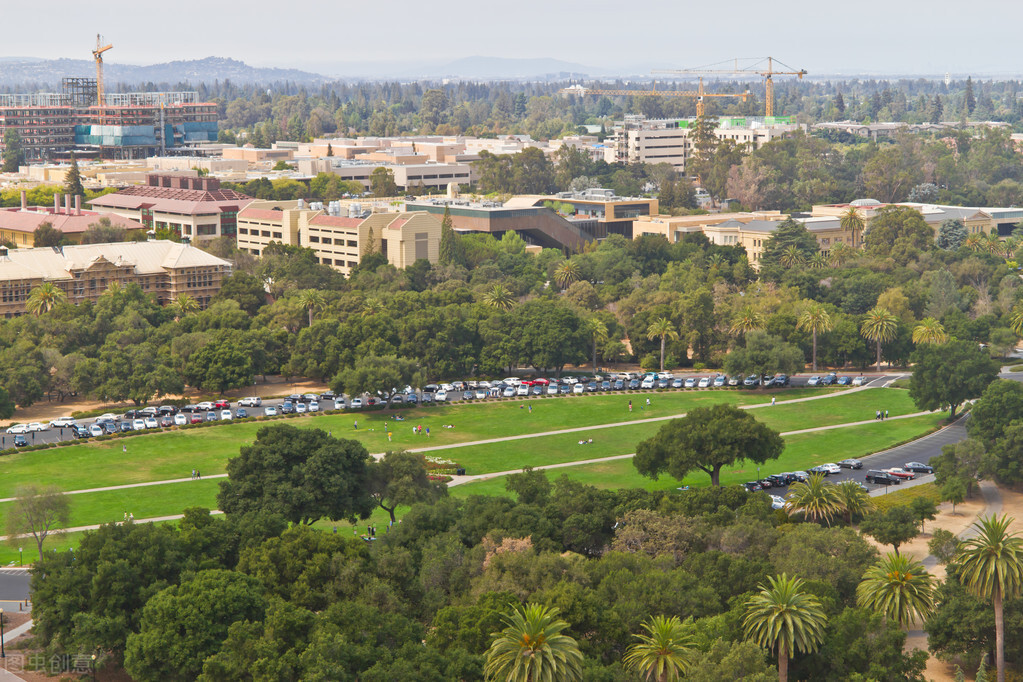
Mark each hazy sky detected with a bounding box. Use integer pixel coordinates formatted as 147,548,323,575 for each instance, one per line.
6,0,1022,77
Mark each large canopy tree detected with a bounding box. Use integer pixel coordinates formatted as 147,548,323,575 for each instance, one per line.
635,403,783,486
909,339,999,419
217,424,374,525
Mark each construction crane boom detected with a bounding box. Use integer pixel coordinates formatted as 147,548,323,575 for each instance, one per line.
92,34,113,106
653,57,806,117
560,78,749,118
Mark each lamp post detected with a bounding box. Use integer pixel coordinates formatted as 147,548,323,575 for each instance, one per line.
18,547,22,567
1,606,6,659
91,653,96,681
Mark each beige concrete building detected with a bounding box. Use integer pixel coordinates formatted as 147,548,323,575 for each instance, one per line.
0,240,231,317
222,146,295,163
236,199,441,276
296,159,472,191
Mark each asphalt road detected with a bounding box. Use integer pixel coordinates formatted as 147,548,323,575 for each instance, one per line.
0,568,30,603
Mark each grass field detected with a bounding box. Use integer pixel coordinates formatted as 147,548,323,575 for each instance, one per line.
0,387,893,498
0,386,942,555
451,414,945,498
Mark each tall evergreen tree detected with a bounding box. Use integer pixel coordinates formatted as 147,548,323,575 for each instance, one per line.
2,129,25,172
835,91,846,116
965,77,976,115
64,151,84,197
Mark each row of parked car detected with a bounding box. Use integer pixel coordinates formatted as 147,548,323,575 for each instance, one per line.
743,459,935,493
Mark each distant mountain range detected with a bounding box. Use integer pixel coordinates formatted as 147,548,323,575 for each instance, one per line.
0,54,624,88
0,56,328,88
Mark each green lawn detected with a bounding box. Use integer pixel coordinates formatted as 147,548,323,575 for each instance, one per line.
451,414,945,497
0,387,938,546
0,387,841,497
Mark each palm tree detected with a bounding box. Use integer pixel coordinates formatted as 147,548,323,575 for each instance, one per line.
623,615,697,682
964,233,983,252
26,281,68,316
829,242,852,267
172,293,200,318
856,552,937,629
484,603,584,682
729,305,764,339
834,480,874,525
1010,304,1023,338
956,515,1023,682
780,244,806,268
985,233,1004,255
808,251,828,270
646,317,678,372
554,260,581,290
102,281,123,299
860,306,899,372
912,317,948,345
796,302,833,372
585,317,609,376
784,473,842,526
298,289,325,326
743,574,827,682
840,207,865,248
482,284,514,310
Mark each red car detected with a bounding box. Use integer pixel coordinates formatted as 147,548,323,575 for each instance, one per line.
885,468,916,480
189,413,203,424
214,399,230,409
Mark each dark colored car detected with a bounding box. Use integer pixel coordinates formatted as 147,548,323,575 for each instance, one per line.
600,380,612,391
179,404,197,413
766,374,789,388
820,373,838,386
629,379,641,389
13,434,28,447
319,391,336,401
103,422,118,435
280,401,294,414
866,470,901,485
463,391,475,401
904,462,934,474
421,393,435,403
839,458,863,469
757,478,774,489
743,481,763,492
157,405,179,416
767,473,796,486
118,421,133,432
613,379,625,390
837,376,852,386
159,416,174,427
73,425,90,439
123,409,146,420
236,408,249,419
559,384,572,394
585,382,598,392
405,393,419,404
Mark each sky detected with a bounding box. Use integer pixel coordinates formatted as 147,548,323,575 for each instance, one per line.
5,0,1023,78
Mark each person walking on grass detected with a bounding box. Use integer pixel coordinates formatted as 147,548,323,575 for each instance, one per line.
629,400,633,413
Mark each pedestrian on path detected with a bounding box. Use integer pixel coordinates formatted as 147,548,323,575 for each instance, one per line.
191,469,196,480
876,410,880,420
629,400,632,413
885,410,889,420
128,513,134,522
196,470,201,480
771,396,776,406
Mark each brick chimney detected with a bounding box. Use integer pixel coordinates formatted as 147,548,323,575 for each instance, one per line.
64,194,71,215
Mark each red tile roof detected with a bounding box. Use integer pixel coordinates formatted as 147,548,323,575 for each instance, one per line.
239,208,287,221
90,186,252,216
0,208,144,234
309,215,363,228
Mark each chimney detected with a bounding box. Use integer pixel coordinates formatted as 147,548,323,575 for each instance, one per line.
53,194,60,213
20,190,26,212
75,195,82,216
64,194,71,215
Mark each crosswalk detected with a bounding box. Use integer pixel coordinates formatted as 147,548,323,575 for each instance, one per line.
0,567,29,576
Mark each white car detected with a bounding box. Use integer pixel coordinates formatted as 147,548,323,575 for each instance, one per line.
547,384,559,395
440,383,455,392
713,375,726,387
309,401,320,412
573,383,585,394
95,413,119,422
295,402,307,413
50,417,77,428
516,385,530,396
503,377,522,387
640,377,656,389
26,422,46,432
238,397,262,407
350,398,363,409
697,377,712,388
173,413,188,426
132,419,146,431
819,463,842,475
657,371,674,380
478,380,492,389
434,390,448,402
143,417,158,429
196,401,214,411
264,405,278,416
333,399,346,410
5,424,28,434
502,387,516,398
475,390,488,400
89,423,104,437
770,495,786,510
220,410,233,421
852,376,867,386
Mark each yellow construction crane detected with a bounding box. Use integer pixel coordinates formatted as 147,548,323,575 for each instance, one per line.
92,34,113,105
653,57,807,117
560,77,749,118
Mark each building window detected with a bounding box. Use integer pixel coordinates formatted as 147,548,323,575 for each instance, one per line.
321,258,332,265
261,231,270,238
272,232,282,239
238,228,248,235
347,239,357,247
309,236,320,243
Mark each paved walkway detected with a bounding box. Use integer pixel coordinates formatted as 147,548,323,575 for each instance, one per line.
0,512,223,543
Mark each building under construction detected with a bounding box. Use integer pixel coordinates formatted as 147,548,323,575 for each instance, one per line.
0,77,218,163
